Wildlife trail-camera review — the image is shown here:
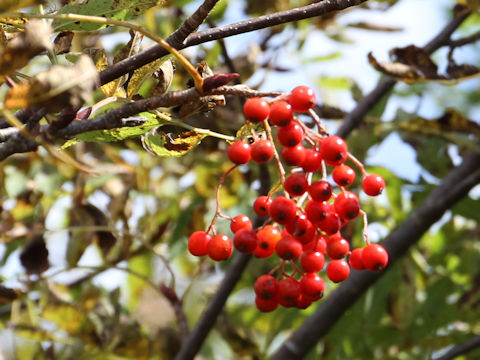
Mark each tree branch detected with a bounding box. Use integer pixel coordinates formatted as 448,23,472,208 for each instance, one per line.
433,335,480,360
270,148,480,360
99,0,367,85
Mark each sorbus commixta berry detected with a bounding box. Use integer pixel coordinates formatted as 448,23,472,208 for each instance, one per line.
227,140,251,164
305,200,331,225
332,164,356,187
230,215,252,233
188,231,211,256
269,196,297,225
362,174,386,196
254,225,281,258
253,196,272,217
326,259,350,283
277,122,304,147
281,144,306,166
301,149,322,173
317,211,341,235
207,234,233,261
275,235,303,260
334,191,360,221
349,247,365,270
362,243,388,271
284,173,308,197
243,97,270,123
300,250,325,272
286,213,316,244
233,229,258,253
278,277,301,307
308,180,332,202
255,296,279,312
251,139,274,163
320,135,348,166
254,274,278,300
269,100,293,126
289,85,316,113
327,238,350,259
300,273,325,298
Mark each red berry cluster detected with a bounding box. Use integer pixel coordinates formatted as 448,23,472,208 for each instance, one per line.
187,86,388,312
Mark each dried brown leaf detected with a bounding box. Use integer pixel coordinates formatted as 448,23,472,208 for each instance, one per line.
20,235,49,275
54,31,74,55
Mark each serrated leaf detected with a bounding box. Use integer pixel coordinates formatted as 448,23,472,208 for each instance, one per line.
141,128,206,157
53,0,165,31
62,111,171,148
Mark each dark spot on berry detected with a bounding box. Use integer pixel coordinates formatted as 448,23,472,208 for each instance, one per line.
260,241,269,249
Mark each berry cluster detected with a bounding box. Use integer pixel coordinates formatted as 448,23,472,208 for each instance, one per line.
187,86,388,312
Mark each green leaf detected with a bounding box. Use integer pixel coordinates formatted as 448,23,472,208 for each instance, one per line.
53,0,165,31
62,111,171,148
141,128,206,157
127,57,169,98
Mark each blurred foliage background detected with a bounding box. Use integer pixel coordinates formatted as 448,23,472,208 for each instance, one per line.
1,0,480,359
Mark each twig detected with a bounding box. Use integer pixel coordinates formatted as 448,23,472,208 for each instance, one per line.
433,335,480,360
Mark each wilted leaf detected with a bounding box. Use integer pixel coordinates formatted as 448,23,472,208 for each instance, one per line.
53,31,74,55
141,128,206,157
5,55,99,112
127,57,169,98
347,22,403,32
53,0,165,31
20,235,49,275
62,111,171,148
0,20,52,76
152,58,175,95
0,0,43,14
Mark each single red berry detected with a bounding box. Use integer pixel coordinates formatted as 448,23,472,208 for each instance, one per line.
362,174,386,196
317,211,341,235
188,231,211,256
269,100,293,126
300,273,325,298
300,250,325,272
255,296,279,312
305,200,331,225
349,247,366,270
227,140,251,164
269,196,297,225
277,122,304,147
207,234,233,261
230,215,252,234
332,164,356,187
284,173,308,197
254,274,278,300
254,225,281,258
275,235,303,260
296,295,313,309
308,180,332,202
281,144,306,166
233,229,258,253
362,243,389,271
315,235,328,253
243,97,270,123
334,191,360,221
320,136,348,166
286,213,316,244
326,259,351,283
327,238,350,259
253,196,272,217
251,139,275,163
301,149,322,173
278,277,301,307
289,85,317,113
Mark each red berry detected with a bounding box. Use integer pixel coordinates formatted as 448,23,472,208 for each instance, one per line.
243,97,270,123
269,196,297,225
362,243,389,271
334,191,360,221
349,248,366,270
300,250,325,272
233,229,257,253
278,277,301,307
289,85,316,113
207,234,233,261
301,149,322,173
188,231,211,256
275,235,303,260
281,144,306,166
300,273,325,298
255,296,279,312
308,180,332,202
326,259,350,283
230,215,252,233
253,196,272,217
227,140,251,164
362,174,386,196
296,295,313,309
269,100,293,126
320,136,348,166
332,164,356,187
254,225,281,258
327,238,350,259
305,200,331,225
315,235,328,253
277,122,304,147
317,211,341,235
286,213,316,244
251,139,274,163
284,173,308,197
254,274,278,300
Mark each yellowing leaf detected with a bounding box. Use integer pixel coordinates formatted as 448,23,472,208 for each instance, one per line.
141,128,206,157
0,0,40,14
127,57,169,98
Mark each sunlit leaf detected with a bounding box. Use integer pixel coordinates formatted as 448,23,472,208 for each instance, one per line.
141,128,206,157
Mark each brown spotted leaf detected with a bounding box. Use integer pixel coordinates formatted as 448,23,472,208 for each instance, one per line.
54,31,74,55
141,127,206,157
20,235,49,275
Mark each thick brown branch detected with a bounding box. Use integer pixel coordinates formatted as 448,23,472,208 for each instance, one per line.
434,335,480,360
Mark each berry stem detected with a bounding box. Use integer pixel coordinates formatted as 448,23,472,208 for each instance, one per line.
308,108,329,136
359,209,370,245
262,119,286,191
347,152,368,176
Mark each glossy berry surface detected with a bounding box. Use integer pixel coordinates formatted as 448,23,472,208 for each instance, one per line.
188,231,211,256
349,247,366,270
254,274,278,300
327,238,350,259
269,100,293,126
275,236,303,260
254,225,281,258
255,296,279,312
253,196,272,217
227,140,251,164
326,259,351,283
251,139,274,163
308,180,332,202
278,277,301,307
362,243,389,271
362,174,386,196
233,229,258,253
334,191,360,221
230,215,252,233
300,273,325,298
281,144,306,166
269,196,297,225
277,122,304,147
207,234,233,261
320,136,348,166
301,149,322,173
284,173,308,197
300,250,325,272
243,97,270,123
332,164,356,187
289,85,317,113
